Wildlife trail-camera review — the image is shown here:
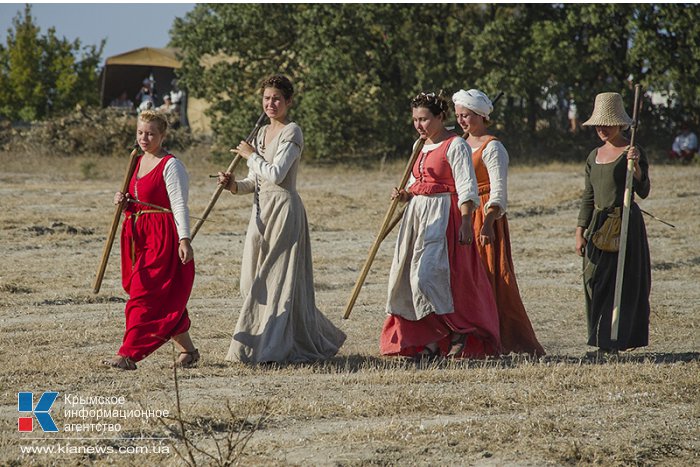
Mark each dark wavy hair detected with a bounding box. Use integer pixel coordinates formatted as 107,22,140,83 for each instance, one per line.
260,74,294,100
411,91,449,118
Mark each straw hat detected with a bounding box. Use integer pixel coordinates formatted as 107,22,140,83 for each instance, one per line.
582,92,632,127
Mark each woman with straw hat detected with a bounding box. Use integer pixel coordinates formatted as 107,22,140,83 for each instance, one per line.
575,92,651,355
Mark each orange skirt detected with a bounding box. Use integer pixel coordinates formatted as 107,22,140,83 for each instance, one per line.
472,195,544,356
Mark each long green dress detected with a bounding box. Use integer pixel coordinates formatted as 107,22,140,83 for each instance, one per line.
577,147,651,351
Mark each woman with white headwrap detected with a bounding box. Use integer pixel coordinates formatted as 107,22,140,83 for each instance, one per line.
452,89,545,356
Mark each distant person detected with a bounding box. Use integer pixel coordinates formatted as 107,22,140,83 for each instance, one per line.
575,92,651,356
135,78,156,114
170,79,184,115
453,88,545,357
669,123,698,163
158,95,174,114
380,91,501,360
217,75,345,363
170,79,188,128
568,98,579,134
109,90,134,111
103,110,199,370
138,100,154,113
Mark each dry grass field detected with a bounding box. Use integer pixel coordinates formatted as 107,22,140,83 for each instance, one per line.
1,146,698,466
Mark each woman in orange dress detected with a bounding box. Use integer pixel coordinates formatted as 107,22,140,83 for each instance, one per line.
452,89,545,356
103,110,198,370
380,92,501,359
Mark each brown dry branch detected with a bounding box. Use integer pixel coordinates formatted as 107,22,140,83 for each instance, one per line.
148,343,268,467
1,106,199,157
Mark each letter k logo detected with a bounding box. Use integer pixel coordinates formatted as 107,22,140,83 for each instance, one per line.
18,392,59,432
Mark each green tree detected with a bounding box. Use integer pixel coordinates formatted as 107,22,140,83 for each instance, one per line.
631,4,700,128
293,4,412,158
171,4,299,152
172,4,484,159
0,5,103,121
2,5,43,120
171,4,700,161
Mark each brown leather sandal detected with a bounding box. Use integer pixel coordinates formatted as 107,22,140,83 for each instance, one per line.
102,355,137,371
173,348,200,369
414,344,440,362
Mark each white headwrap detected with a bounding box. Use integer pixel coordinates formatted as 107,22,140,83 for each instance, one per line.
452,89,493,120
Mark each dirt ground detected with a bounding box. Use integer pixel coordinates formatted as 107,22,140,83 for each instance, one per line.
0,148,698,466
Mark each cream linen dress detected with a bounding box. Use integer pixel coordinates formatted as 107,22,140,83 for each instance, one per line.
226,122,346,363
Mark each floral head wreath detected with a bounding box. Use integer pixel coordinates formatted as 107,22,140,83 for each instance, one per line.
411,91,449,116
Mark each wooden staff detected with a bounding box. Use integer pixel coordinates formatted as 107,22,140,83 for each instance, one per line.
640,208,675,229
190,111,267,240
611,84,642,341
92,144,140,294
380,204,407,243
342,138,426,319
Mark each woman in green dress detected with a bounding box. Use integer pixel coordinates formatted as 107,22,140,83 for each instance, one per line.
575,92,651,354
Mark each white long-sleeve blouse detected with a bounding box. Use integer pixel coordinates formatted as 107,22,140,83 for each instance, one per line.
470,140,509,216
235,123,303,194
163,157,191,241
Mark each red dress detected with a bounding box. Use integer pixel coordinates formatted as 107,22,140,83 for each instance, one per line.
471,137,544,356
118,155,195,362
380,137,501,358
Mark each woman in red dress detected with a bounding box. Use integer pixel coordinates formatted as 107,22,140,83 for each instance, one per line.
452,89,545,356
380,92,501,359
103,110,198,370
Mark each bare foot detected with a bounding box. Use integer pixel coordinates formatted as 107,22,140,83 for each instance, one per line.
102,355,137,371
172,349,200,369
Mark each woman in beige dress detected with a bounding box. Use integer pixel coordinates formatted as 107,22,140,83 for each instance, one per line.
217,75,346,363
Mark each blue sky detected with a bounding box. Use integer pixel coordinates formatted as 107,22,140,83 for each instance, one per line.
0,3,196,62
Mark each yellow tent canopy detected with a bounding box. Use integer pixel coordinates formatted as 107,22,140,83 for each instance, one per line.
105,47,181,68
100,47,210,133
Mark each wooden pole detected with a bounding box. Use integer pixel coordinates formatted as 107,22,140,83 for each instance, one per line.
190,111,267,240
611,84,642,341
380,204,407,243
342,138,426,320
92,145,140,294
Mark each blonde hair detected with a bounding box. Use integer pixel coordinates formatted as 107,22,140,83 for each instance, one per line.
138,110,168,133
